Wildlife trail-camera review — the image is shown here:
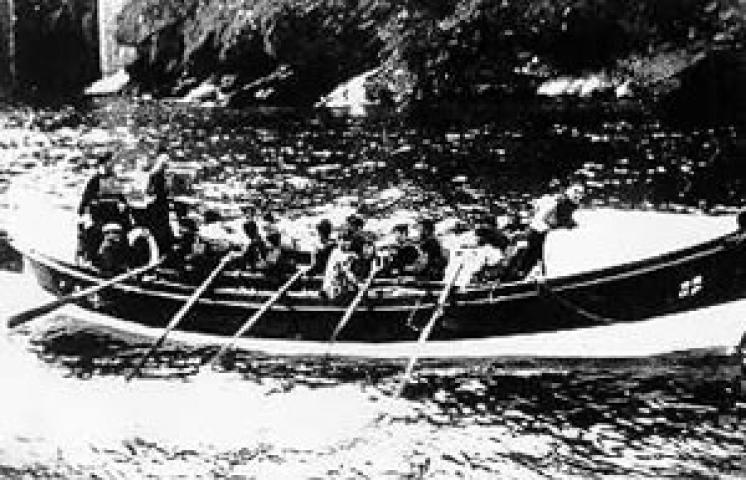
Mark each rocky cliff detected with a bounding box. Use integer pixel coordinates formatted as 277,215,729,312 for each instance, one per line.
15,0,100,95
112,0,745,118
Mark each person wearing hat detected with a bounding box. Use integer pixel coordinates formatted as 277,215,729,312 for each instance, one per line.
505,183,585,279
412,218,448,281
93,222,130,276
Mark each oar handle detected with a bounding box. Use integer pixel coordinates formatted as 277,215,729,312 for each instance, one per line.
7,257,165,329
209,265,311,367
126,253,236,381
328,264,380,344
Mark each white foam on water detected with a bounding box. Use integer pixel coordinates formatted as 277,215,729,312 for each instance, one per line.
1,284,398,470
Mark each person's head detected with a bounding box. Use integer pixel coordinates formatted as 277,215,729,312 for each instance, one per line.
95,150,115,175
203,209,222,224
564,184,585,204
347,214,364,232
418,218,435,238
351,236,374,259
477,227,509,250
362,240,376,259
317,219,332,240
243,219,259,239
179,218,198,240
349,236,364,256
174,201,188,219
153,153,168,173
102,222,124,242
265,226,281,247
476,215,496,231
393,223,409,243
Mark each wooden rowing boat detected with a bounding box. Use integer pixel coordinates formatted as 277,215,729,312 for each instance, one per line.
11,227,746,342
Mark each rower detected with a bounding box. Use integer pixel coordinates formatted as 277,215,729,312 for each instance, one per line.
382,223,420,277
413,218,448,281
238,219,268,270
259,226,297,285
349,236,377,280
310,218,337,274
342,214,366,246
505,183,584,279
168,217,215,280
321,236,376,300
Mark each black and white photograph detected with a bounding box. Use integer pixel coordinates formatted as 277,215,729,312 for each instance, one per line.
0,0,744,477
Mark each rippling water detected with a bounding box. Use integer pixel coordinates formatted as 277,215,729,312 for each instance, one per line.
0,98,745,478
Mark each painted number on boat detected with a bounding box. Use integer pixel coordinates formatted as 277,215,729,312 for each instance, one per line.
678,275,703,298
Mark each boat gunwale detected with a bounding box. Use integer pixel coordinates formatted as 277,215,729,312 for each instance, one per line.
15,229,740,312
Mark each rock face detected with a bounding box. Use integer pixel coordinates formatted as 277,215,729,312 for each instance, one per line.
112,0,745,114
662,48,746,126
116,0,390,105
14,0,100,95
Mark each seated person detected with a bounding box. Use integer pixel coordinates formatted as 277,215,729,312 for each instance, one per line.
310,219,337,275
412,218,448,281
473,224,511,282
237,219,268,270
453,223,508,288
320,236,376,300
341,214,366,245
349,236,377,280
168,217,216,279
258,226,297,284
381,223,420,277
93,222,131,276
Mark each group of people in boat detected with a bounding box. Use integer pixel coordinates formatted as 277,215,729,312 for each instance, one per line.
75,149,585,295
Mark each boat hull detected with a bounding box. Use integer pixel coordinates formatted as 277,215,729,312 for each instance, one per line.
20,232,746,342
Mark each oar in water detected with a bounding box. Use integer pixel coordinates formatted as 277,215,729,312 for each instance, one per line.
207,265,311,368
7,256,166,329
328,263,381,345
126,252,237,381
396,261,465,397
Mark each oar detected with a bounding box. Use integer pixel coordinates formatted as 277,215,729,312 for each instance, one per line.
328,263,381,345
126,252,236,381
208,265,311,368
7,257,166,329
396,261,464,397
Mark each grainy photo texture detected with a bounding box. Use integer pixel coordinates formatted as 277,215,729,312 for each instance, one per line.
0,0,744,478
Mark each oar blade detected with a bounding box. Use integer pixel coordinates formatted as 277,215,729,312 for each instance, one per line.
6,257,165,329
6,298,69,328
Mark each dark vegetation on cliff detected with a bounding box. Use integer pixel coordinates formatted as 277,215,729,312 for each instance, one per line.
114,0,746,120
11,0,744,122
116,0,392,105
